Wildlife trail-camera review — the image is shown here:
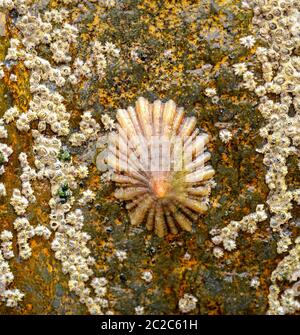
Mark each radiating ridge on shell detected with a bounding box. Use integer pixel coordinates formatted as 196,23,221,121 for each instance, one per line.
107,97,215,237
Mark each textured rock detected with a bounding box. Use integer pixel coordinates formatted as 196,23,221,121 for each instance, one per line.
0,0,298,315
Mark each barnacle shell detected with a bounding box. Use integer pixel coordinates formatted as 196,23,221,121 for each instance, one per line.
107,97,215,237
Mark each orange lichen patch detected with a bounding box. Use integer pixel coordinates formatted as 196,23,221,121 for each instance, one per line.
221,153,229,162
26,304,33,311
181,257,198,268
1,21,31,112
32,181,51,204
82,10,111,40
178,282,189,297
85,170,100,190
114,218,122,225
164,287,173,295
206,301,222,315
0,207,11,232
3,65,31,112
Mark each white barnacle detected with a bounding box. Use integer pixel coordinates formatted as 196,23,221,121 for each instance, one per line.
0,183,6,197
10,189,29,215
219,129,232,144
233,63,247,76
101,114,115,131
240,35,256,49
135,305,145,315
141,271,153,283
78,189,96,205
3,106,20,123
178,293,198,313
213,246,224,258
2,289,24,308
115,249,127,261
204,87,217,97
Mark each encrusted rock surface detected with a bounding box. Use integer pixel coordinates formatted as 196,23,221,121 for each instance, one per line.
0,0,299,315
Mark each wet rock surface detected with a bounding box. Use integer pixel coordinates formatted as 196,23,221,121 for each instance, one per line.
0,0,298,315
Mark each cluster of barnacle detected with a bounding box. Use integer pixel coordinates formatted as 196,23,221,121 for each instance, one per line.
49,23,78,63
15,13,52,50
0,229,24,308
0,0,116,313
13,202,51,260
78,189,96,206
33,132,76,197
14,9,78,64
234,60,258,91
0,143,13,176
268,237,300,315
238,0,300,314
69,41,120,85
2,145,52,305
3,86,70,135
13,217,50,260
210,205,267,258
19,152,36,203
101,114,115,131
5,38,24,61
3,106,20,123
1,289,24,308
0,69,23,306
0,247,16,307
24,54,71,89
69,111,100,147
1,281,24,309
0,119,12,200
2,9,78,135
50,209,110,314
10,189,29,215
33,130,110,314
91,41,120,78
0,230,14,260
0,118,8,138
10,149,51,261
43,8,69,24
10,150,50,261
69,58,93,85
28,88,68,134
204,87,219,104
